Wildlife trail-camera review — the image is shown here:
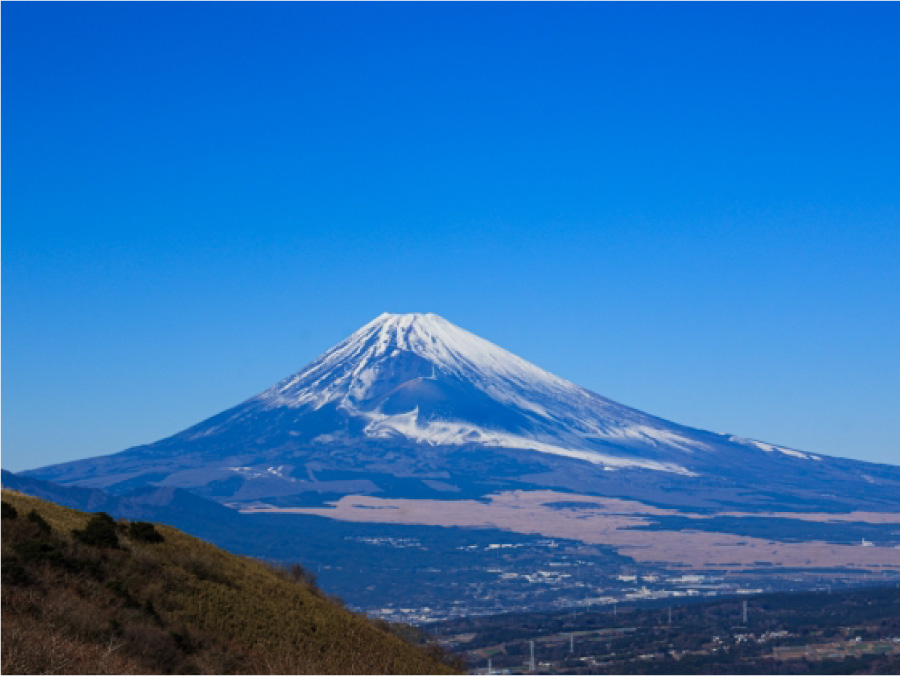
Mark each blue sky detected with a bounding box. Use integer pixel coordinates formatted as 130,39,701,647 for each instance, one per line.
3,3,898,472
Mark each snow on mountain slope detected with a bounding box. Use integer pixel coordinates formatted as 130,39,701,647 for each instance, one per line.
258,312,583,409
222,312,704,475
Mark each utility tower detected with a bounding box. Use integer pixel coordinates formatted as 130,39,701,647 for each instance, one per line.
742,600,748,624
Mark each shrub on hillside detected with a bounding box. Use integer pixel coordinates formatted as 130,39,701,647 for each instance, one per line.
26,509,50,533
278,562,325,597
13,539,71,569
1,501,18,519
128,521,164,543
73,512,120,549
285,562,317,586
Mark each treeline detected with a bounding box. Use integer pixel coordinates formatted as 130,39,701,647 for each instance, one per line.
433,585,900,650
431,583,900,674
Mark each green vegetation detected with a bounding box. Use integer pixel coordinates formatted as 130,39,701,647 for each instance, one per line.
1,490,460,674
2,500,18,519
25,508,50,534
72,512,120,548
127,520,164,543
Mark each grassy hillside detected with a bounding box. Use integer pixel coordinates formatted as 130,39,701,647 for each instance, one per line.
0,489,460,674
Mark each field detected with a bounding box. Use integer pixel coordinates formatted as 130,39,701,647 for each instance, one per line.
253,490,900,571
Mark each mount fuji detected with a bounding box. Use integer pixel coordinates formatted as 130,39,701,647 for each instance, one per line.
16,312,900,619
24,312,900,513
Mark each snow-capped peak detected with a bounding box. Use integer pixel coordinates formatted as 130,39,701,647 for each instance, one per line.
257,312,580,410
30,312,858,499
205,312,830,478
245,313,706,475
360,312,578,390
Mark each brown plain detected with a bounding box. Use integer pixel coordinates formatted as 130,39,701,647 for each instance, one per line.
242,490,900,571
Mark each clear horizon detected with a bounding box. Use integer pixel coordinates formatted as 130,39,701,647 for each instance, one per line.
3,3,899,472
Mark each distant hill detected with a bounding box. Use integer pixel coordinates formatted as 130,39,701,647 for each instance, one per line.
1,469,235,525
0,489,460,675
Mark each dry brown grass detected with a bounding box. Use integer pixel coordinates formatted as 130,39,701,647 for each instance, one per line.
1,490,459,675
259,489,900,571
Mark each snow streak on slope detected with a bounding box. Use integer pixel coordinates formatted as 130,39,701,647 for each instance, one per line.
248,313,703,475
362,409,697,475
728,436,821,461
